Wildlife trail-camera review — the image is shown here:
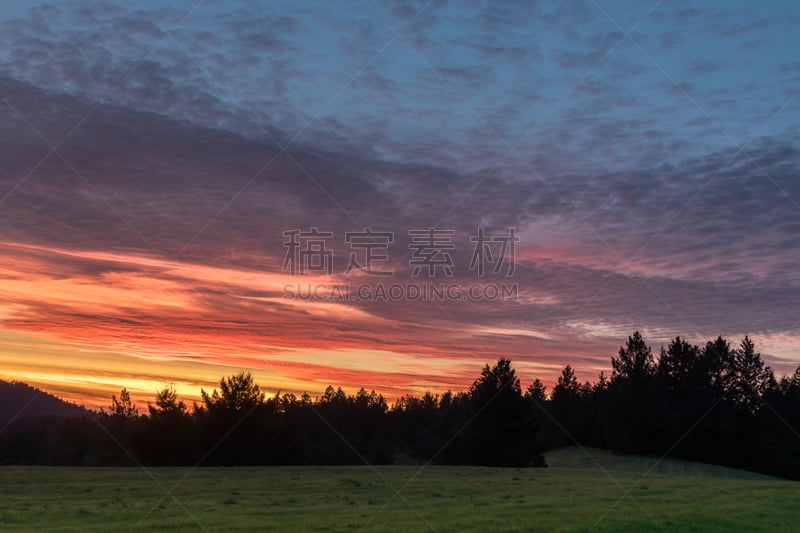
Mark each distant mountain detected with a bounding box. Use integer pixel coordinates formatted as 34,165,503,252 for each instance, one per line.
0,380,87,423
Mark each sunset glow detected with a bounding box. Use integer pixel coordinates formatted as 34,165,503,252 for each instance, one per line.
2,1,800,409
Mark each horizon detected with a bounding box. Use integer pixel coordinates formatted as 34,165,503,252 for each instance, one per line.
1,331,792,410
2,1,800,409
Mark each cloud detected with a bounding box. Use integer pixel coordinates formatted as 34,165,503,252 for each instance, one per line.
1,1,799,402
2,72,800,371
1,0,795,175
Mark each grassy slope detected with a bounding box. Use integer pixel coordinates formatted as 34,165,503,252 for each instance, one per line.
1,448,797,532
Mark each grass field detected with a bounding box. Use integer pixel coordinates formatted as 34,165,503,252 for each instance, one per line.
1,448,797,532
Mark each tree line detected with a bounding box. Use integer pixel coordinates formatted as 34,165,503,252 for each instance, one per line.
533,332,800,478
1,332,800,478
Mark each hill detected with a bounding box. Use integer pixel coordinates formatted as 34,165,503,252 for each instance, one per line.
544,446,779,480
0,380,87,423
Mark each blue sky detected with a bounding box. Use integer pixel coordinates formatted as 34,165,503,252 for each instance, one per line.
2,1,798,169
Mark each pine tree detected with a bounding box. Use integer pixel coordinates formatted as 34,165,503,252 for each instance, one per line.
109,388,138,418
611,331,654,383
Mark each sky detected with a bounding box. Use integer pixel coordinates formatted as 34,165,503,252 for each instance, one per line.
1,0,799,408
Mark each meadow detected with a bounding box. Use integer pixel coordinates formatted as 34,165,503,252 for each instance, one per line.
1,448,797,532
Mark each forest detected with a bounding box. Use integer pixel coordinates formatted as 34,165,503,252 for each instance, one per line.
2,332,799,479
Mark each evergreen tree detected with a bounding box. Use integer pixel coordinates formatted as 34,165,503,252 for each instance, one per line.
200,371,265,415
607,332,659,453
109,388,138,419
729,336,770,413
464,359,542,466
611,331,654,383
148,385,186,418
197,372,268,465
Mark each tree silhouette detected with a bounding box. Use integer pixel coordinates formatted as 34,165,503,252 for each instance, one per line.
470,358,522,401
200,371,265,415
108,388,138,419
607,332,661,453
702,336,734,393
463,358,542,466
97,388,141,465
611,331,654,383
525,378,547,403
5,334,800,478
546,365,585,447
148,385,186,418
552,365,579,400
136,386,197,466
657,336,700,386
729,336,771,413
197,372,269,465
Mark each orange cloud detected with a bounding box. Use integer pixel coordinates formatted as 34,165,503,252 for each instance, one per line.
0,241,594,406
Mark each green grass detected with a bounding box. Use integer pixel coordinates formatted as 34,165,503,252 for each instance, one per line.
1,448,797,531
